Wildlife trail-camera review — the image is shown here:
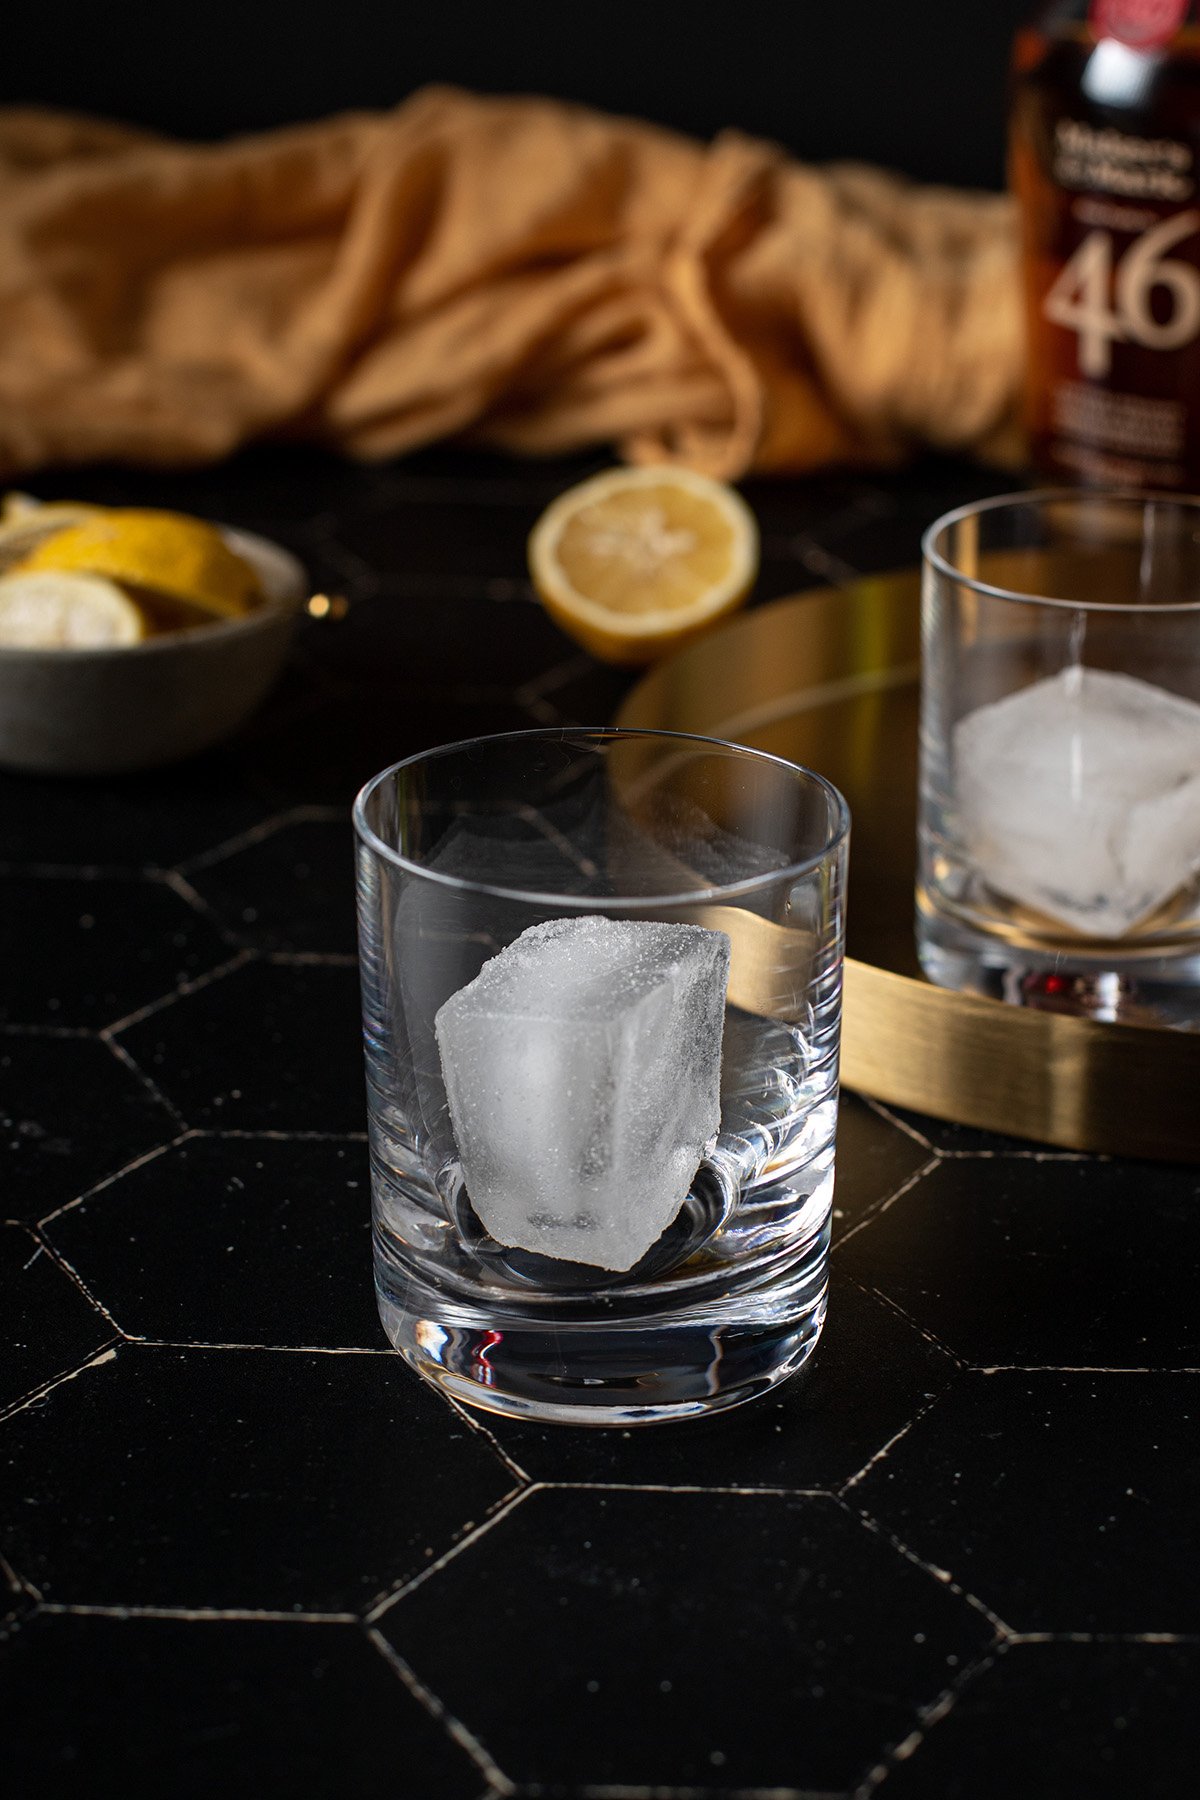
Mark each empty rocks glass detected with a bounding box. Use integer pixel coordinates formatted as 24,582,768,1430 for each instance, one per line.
918,490,1200,1026
354,729,849,1424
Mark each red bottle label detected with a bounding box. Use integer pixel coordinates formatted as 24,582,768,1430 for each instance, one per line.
1091,0,1191,51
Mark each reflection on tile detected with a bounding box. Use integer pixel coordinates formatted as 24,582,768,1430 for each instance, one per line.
47,1136,378,1350
2,1613,483,1800
115,960,365,1134
380,1486,992,1793
0,1344,514,1611
484,1274,957,1491
857,1370,1200,1633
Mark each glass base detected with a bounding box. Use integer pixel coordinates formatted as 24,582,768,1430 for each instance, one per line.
376,1278,827,1427
918,905,1200,1029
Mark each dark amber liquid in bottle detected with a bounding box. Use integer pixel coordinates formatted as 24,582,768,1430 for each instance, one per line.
1011,3,1200,487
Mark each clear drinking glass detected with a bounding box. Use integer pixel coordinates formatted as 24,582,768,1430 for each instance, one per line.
918,490,1200,1026
354,728,849,1425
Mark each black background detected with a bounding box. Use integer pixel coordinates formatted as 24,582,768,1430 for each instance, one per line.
2,0,1033,188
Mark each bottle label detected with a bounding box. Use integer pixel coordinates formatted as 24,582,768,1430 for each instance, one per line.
1091,0,1191,52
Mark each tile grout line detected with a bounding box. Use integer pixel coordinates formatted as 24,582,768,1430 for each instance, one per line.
0,1551,42,1607
832,1157,941,1251
846,1500,1015,1640
838,1275,965,1367
154,867,245,949
861,1097,937,1154
101,947,256,1038
365,1484,535,1623
38,1601,360,1624
0,1342,120,1426
841,1281,971,1360
188,1127,370,1143
365,1624,516,1796
264,950,359,968
563,1785,842,1800
543,1480,833,1499
1006,1629,1200,1645
26,1226,129,1335
851,1648,999,1798
37,1132,193,1227
0,859,149,881
172,805,347,875
100,1035,190,1133
122,1338,397,1356
440,1392,532,1486
0,1022,93,1039
975,1364,1200,1376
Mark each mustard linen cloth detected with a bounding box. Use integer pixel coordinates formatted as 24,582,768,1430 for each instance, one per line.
0,88,1023,479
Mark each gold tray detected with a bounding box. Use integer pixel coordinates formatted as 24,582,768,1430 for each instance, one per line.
615,570,1200,1162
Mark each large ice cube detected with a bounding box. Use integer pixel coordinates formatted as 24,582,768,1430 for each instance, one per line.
434,916,730,1271
954,668,1200,938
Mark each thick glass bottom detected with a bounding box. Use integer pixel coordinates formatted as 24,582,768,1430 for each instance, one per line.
376,1271,827,1427
918,899,1200,1029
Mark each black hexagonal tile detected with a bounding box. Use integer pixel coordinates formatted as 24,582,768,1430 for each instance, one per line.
245,686,535,809
857,1371,1200,1634
186,818,357,955
0,876,229,1030
2,1035,176,1225
2,1614,483,1800
316,590,574,693
833,1094,933,1233
378,1486,993,1793
884,1640,1200,1800
838,1156,1200,1368
114,959,364,1133
0,1226,111,1413
0,749,273,871
332,495,543,589
46,1135,378,1349
482,1273,958,1491
0,1343,515,1611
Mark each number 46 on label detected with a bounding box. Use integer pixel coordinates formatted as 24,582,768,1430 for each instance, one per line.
1044,211,1200,378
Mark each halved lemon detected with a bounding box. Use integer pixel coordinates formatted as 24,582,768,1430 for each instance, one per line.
0,570,145,648
15,508,263,619
528,466,759,665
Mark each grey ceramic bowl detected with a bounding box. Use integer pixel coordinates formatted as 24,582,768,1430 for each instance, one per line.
0,525,307,775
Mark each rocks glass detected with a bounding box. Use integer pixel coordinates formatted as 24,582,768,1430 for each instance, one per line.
918,490,1200,1026
354,728,849,1425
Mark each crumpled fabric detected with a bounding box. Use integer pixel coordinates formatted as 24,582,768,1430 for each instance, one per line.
0,87,1024,480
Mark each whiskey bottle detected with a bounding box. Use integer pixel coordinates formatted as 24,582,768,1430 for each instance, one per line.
1011,0,1200,488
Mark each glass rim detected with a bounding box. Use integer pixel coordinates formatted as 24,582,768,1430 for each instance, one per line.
921,486,1200,613
352,726,850,909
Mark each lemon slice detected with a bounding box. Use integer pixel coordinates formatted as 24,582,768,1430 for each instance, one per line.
15,509,263,618
0,495,102,567
528,466,759,665
0,570,145,648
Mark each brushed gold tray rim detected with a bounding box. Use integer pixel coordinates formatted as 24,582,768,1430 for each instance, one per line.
615,571,1200,1164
